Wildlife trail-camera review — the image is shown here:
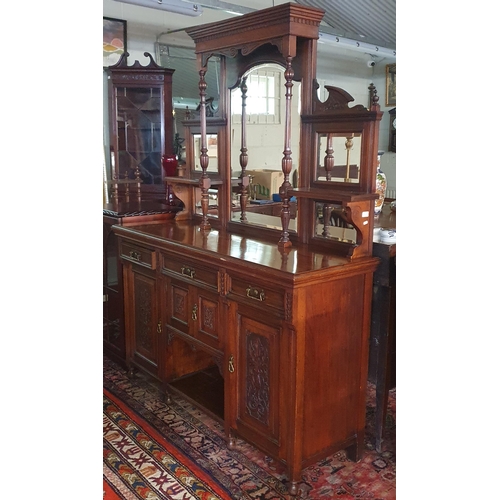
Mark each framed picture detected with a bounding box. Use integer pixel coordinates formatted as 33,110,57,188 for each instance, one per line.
385,63,396,106
103,17,127,67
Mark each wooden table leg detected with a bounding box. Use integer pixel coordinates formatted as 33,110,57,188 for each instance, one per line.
369,282,396,452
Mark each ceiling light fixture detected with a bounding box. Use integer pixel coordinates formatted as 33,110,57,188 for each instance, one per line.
318,32,396,59
113,0,203,17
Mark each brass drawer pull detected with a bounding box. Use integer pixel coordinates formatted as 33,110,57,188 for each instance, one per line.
181,266,196,279
228,354,235,373
157,320,162,334
246,286,265,302
129,250,142,262
191,304,198,321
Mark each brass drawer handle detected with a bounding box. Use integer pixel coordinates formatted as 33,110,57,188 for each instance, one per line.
191,304,198,321
246,286,265,302
157,320,162,334
129,250,142,262
228,354,235,373
181,266,196,279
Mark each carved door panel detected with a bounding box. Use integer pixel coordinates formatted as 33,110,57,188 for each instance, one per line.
168,278,190,336
127,266,161,380
192,289,221,350
234,313,281,457
167,277,222,351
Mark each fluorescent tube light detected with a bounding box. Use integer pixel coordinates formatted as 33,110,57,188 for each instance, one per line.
113,0,203,17
318,32,396,59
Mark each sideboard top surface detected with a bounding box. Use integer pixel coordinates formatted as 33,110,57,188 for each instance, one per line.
113,220,379,278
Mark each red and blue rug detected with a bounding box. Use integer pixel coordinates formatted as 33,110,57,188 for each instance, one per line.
103,357,395,499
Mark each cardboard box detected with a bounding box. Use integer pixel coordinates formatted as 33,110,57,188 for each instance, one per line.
246,169,284,200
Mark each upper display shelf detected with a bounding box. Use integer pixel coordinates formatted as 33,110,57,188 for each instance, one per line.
177,2,382,258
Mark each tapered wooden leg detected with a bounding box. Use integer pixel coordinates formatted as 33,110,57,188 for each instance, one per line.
288,481,299,496
227,432,236,450
345,433,365,462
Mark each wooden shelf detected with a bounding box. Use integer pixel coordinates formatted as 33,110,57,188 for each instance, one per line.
164,176,224,186
288,188,379,203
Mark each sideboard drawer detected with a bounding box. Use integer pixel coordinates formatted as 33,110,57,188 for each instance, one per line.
120,241,156,269
161,253,219,290
229,275,286,312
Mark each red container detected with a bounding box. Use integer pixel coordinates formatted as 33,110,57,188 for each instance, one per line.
162,154,178,177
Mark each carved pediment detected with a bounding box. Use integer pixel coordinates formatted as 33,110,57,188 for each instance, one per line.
313,83,367,113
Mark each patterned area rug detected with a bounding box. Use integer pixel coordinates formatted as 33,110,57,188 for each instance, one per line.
103,356,395,499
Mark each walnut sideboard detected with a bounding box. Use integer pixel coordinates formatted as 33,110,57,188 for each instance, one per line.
113,219,379,494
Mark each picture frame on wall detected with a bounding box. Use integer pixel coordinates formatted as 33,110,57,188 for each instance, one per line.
103,17,127,67
385,63,396,106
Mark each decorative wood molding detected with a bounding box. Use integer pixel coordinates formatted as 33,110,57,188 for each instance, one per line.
109,51,162,70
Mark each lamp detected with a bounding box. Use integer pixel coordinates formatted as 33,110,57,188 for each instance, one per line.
113,0,203,17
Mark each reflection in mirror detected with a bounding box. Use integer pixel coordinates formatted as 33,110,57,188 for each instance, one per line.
315,202,356,243
195,185,219,219
229,63,299,230
316,133,362,183
193,133,219,173
157,44,221,134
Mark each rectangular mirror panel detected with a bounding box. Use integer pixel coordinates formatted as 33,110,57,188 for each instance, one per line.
314,202,356,243
316,133,362,184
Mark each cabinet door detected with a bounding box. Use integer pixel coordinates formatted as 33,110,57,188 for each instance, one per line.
167,277,222,351
234,313,281,457
193,288,221,350
106,58,174,201
168,277,191,336
126,266,161,380
103,222,126,363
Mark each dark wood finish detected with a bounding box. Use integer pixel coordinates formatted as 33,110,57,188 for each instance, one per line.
103,201,179,366
113,3,385,495
184,2,325,246
114,220,379,494
388,107,396,153
370,203,396,451
106,52,175,201
103,216,125,365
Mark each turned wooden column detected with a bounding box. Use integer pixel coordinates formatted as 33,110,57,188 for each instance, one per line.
238,77,249,222
197,65,211,231
278,55,294,248
324,133,334,181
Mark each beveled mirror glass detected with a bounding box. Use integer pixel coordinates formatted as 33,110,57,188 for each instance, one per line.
193,133,219,173
315,133,362,184
195,185,221,218
314,202,357,243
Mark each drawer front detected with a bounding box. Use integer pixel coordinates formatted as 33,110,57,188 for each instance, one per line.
162,253,219,290
121,241,156,270
229,275,286,313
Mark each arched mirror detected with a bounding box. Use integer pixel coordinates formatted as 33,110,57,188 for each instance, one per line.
229,63,299,232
